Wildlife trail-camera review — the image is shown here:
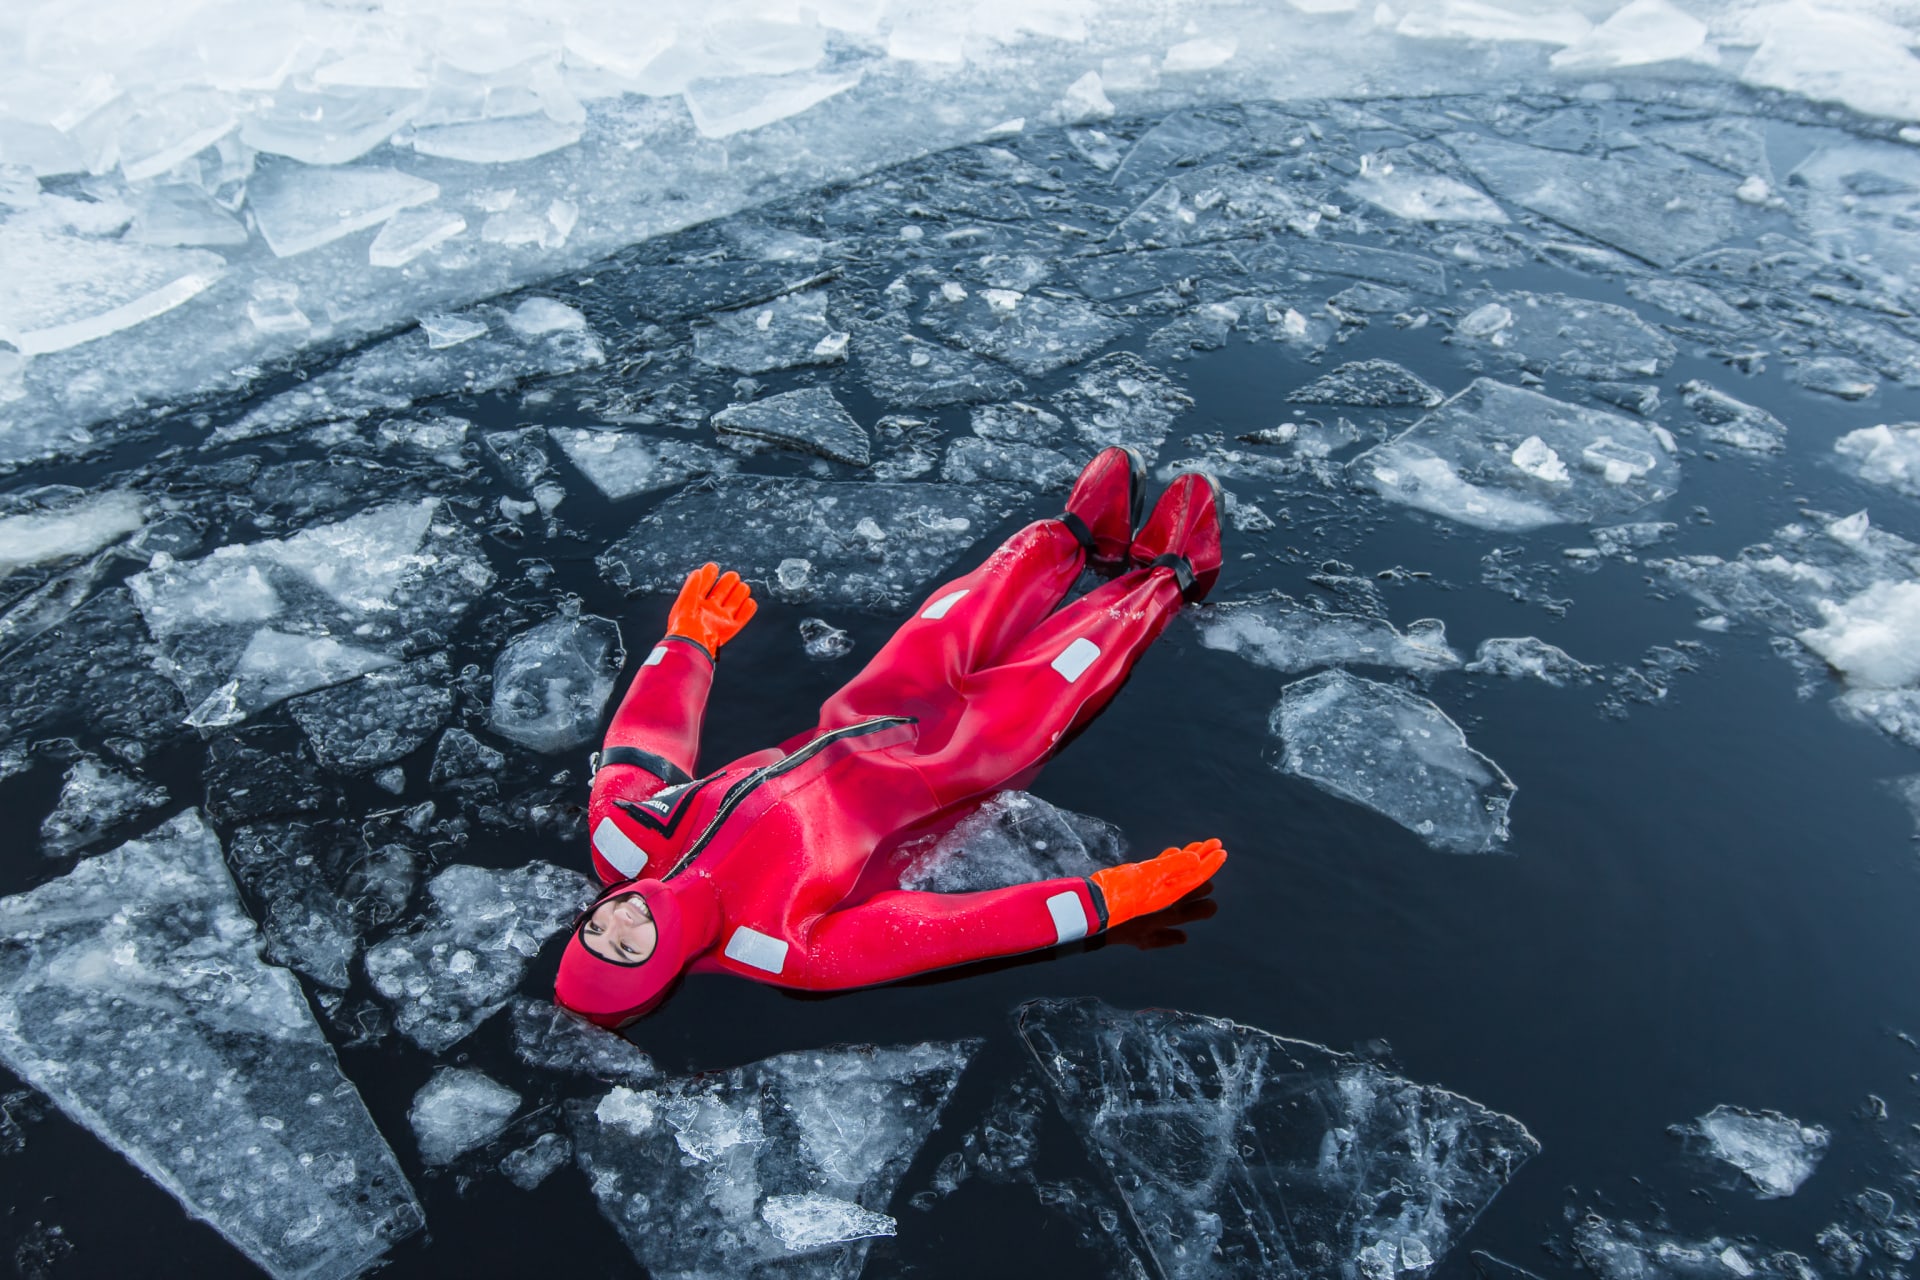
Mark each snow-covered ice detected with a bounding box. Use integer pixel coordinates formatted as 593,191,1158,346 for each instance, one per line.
1273,669,1516,853
410,1067,522,1165
1835,424,1920,499
569,1040,975,1277
365,861,593,1052
1673,1105,1830,1199
712,386,872,467
489,611,623,754
893,790,1126,892
1015,997,1539,1280
1352,379,1679,532
1195,594,1460,675
599,477,1026,612
0,811,423,1280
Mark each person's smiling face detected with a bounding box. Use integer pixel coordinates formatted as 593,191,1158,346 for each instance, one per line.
582,893,658,964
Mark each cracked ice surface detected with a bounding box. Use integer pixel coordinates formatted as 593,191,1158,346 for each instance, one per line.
365,861,593,1052
568,1040,976,1278
598,476,1029,611
1673,1105,1830,1199
1273,669,1516,853
1014,997,1539,1280
127,498,494,729
1352,379,1679,532
0,810,423,1280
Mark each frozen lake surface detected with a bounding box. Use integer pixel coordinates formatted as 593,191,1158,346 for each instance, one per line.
3,18,1920,1275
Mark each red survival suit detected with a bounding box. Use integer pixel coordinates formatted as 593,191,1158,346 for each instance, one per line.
556,459,1224,1026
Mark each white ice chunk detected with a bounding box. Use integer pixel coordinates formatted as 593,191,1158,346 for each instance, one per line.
1673,1105,1829,1199
489,612,623,753
1466,637,1596,685
1797,580,1920,689
761,1194,897,1251
1835,424,1920,499
0,811,423,1279
1398,0,1592,44
683,70,863,138
411,116,583,163
1550,0,1711,70
410,1068,521,1166
240,88,424,166
366,862,593,1052
1274,669,1516,853
1739,3,1920,123
0,491,143,580
1353,380,1679,531
1349,166,1508,223
248,164,440,258
368,207,468,268
124,184,249,248
549,427,737,499
1513,436,1570,484
0,229,224,356
1196,596,1460,674
712,386,870,466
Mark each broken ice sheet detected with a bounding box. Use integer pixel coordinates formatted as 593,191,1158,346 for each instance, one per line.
227,821,417,990
599,476,1027,612
510,997,657,1087
1015,997,1539,1280
1194,594,1460,675
1054,352,1194,465
1672,1105,1829,1199
1681,381,1787,453
0,228,224,356
939,438,1078,489
0,810,423,1280
1273,669,1516,854
1288,360,1443,409
916,285,1124,377
568,1040,976,1278
127,499,493,729
489,611,623,754
0,586,186,749
1835,424,1920,499
1352,379,1679,532
892,790,1126,892
1451,292,1676,381
693,289,848,375
1574,1215,1795,1280
365,861,593,1052
219,299,603,442
410,1067,521,1166
287,655,453,772
501,1132,573,1191
0,490,144,581
851,317,1026,409
1348,164,1509,224
1466,637,1596,685
548,427,735,500
39,756,169,857
712,386,872,467
248,163,440,258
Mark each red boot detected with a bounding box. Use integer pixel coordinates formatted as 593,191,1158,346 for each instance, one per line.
1061,446,1145,568
1130,471,1223,602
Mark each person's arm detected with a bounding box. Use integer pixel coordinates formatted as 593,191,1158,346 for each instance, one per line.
771,840,1227,991
587,564,756,881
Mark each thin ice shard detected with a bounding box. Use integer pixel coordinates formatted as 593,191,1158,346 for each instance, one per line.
1015,997,1539,1280
1196,596,1459,674
712,386,872,466
0,228,224,356
0,811,423,1279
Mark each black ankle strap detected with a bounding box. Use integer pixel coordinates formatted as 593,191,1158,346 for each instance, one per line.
1058,511,1097,554
1149,553,1194,595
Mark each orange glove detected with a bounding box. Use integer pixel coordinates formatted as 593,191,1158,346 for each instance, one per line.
665,562,757,655
1090,838,1227,928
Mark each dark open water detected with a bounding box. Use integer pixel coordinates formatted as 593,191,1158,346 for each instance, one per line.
1,94,1918,1279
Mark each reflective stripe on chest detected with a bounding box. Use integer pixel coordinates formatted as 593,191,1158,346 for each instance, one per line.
724,926,789,974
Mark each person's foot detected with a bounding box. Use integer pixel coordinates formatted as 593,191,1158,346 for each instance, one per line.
1060,446,1145,567
1130,470,1223,602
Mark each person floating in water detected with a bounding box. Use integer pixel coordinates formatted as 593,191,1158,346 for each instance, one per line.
554,447,1229,1028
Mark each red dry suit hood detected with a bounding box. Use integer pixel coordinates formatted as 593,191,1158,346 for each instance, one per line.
554,878,713,1028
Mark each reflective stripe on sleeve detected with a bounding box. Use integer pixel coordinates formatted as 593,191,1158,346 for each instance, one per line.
1046,890,1089,944
592,816,647,877
921,589,969,620
724,925,790,974
642,645,668,667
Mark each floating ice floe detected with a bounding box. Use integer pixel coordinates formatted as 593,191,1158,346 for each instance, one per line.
892,790,1126,892
38,755,169,856
1273,669,1516,853
127,498,493,729
1194,594,1460,675
509,997,658,1087
1835,424,1920,499
1451,292,1676,381
694,289,848,375
939,437,1078,489
1673,1105,1830,1199
1348,164,1509,224
917,284,1123,377
1351,379,1680,532
0,811,423,1280
569,1040,976,1277
1054,352,1193,464
0,587,186,748
365,861,593,1052
287,655,454,772
1681,381,1788,453
411,1067,522,1166
549,427,736,500
599,477,1027,612
501,1132,573,1191
219,300,603,443
712,386,872,466
227,821,417,990
1575,1215,1798,1280
1288,360,1444,409
489,612,623,754
1014,997,1539,1280
1466,637,1596,685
